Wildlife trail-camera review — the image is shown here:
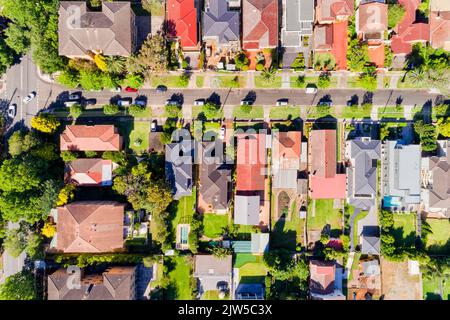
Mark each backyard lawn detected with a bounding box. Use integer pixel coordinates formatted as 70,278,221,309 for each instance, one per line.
203,213,228,239
170,188,196,235
150,75,189,88
307,199,343,237
254,75,282,88
423,275,450,300
166,255,194,300
269,106,301,119
271,200,304,250
425,219,450,254
234,254,267,285
128,121,150,154
391,213,416,247
353,210,369,245
233,106,264,119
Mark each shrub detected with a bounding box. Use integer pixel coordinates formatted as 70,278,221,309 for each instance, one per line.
69,103,84,119
61,151,78,162
103,104,120,115
240,104,252,114
317,73,331,88
177,73,190,87
31,115,60,134
291,53,305,70
128,104,146,117
42,222,57,238
85,150,98,158
165,104,181,118
56,184,76,206
94,54,107,72
102,151,128,166
295,75,305,87
255,63,264,71
123,73,144,89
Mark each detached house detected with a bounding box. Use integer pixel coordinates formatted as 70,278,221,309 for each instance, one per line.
60,125,123,151
58,1,137,59
194,255,232,297
165,138,194,200
309,130,346,199
242,0,278,51
314,0,354,70
309,260,345,300
65,159,117,187
357,0,388,68
429,0,450,50
50,201,125,253
167,0,199,51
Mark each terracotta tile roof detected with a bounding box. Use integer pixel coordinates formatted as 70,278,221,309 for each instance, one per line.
316,0,354,23
60,125,123,151
236,133,267,191
368,42,385,68
309,130,346,199
430,0,450,50
391,0,429,54
242,0,279,50
272,131,302,170
65,159,114,186
55,201,125,253
309,260,336,295
358,2,387,34
331,20,349,70
167,0,198,50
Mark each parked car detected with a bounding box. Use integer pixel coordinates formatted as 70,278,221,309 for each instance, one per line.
135,99,146,107
156,85,167,93
69,92,81,100
110,86,122,92
194,99,205,106
151,120,157,132
305,86,318,94
23,92,36,103
318,101,332,107
118,99,131,107
240,99,252,106
64,101,79,107
85,99,96,106
7,104,17,118
125,87,138,93
219,126,226,140
166,99,179,106
276,99,288,106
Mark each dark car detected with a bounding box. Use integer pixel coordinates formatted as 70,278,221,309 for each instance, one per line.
156,85,168,93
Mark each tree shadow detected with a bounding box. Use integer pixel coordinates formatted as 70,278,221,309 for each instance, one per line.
271,217,298,251
243,90,257,103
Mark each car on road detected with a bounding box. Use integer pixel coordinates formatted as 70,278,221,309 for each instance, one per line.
305,86,318,94
219,126,225,140
276,99,288,106
85,99,97,106
23,92,36,103
156,85,167,93
194,99,205,106
125,87,138,93
118,99,131,107
151,120,157,132
135,99,146,107
64,101,79,107
7,104,17,118
110,87,122,92
69,93,81,100
318,101,333,107
166,99,179,106
240,99,253,106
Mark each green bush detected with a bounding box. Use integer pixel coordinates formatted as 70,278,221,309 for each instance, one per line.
128,104,146,117
61,151,78,162
69,103,83,119
123,73,144,89
317,73,331,89
84,150,98,158
255,63,264,71
103,104,120,115
291,53,305,70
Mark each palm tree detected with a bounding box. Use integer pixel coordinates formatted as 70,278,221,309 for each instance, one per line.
105,56,126,74
261,67,276,84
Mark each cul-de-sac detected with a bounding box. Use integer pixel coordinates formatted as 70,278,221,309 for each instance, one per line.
0,0,449,301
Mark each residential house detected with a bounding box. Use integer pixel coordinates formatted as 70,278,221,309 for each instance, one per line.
202,0,240,67
345,137,381,210
429,0,450,50
50,201,125,253
167,0,199,51
65,159,117,186
242,0,278,51
421,140,450,218
309,130,346,199
348,258,381,300
198,141,232,214
314,0,354,70
381,141,421,211
357,0,388,68
361,234,381,255
235,133,269,228
60,125,123,151
390,0,429,56
165,138,194,200
309,260,345,300
193,255,232,296
280,0,314,68
232,233,270,255
58,1,137,59
48,266,136,300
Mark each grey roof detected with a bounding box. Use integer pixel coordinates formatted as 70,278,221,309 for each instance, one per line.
203,0,240,45
199,141,232,211
47,267,136,300
165,139,194,200
58,1,134,56
251,233,270,254
194,255,232,292
234,195,260,225
382,142,421,209
362,235,380,255
281,0,314,46
347,139,381,210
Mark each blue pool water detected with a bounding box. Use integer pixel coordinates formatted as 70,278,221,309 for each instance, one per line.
181,226,188,244
383,196,401,208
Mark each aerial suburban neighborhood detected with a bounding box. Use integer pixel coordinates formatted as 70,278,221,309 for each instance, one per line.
0,0,448,304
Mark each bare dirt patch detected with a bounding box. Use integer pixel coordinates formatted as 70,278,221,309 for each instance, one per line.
381,258,422,300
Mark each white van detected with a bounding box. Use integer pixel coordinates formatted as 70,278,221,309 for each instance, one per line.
118,99,131,107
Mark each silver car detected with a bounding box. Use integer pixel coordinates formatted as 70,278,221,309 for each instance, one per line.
23,92,36,103
7,104,17,118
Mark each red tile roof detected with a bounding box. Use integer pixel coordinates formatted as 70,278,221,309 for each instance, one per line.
236,133,267,191
368,43,385,68
309,130,346,199
331,20,349,70
430,2,450,50
391,0,429,54
60,125,122,151
66,159,113,186
309,260,336,295
55,201,125,253
316,0,354,23
167,0,198,50
242,0,278,50
272,131,302,170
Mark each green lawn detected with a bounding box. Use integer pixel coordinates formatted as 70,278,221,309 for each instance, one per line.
254,75,282,88
307,199,343,237
203,213,228,239
234,253,258,268
166,256,193,300
129,106,152,118
382,76,392,89
203,121,221,136
269,106,301,119
305,106,335,119
378,106,405,119
348,252,362,281
170,188,196,241
290,76,338,88
129,121,150,154
423,276,450,300
391,213,416,247
150,75,189,88
342,105,373,119
212,75,246,88
196,75,205,88
272,200,304,250
235,254,267,284
425,219,450,254
201,290,229,300
233,106,264,119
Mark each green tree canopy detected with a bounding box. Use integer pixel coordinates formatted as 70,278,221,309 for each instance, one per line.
0,271,36,300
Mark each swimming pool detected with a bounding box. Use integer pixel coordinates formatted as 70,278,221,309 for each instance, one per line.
383,196,402,208
180,226,189,245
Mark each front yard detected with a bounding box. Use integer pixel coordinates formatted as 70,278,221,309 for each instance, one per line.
254,75,282,88
233,106,264,119
378,106,405,119
211,75,246,88
150,75,190,88
290,75,338,89
128,121,150,154
307,199,343,237
165,255,194,300
342,105,373,119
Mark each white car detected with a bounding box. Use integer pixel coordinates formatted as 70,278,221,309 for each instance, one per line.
7,104,17,118
23,92,36,103
110,87,122,92
219,126,225,140
118,99,131,107
240,100,252,106
194,99,205,106
276,99,288,106
305,86,318,94
151,120,157,132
